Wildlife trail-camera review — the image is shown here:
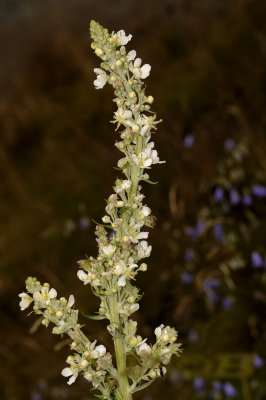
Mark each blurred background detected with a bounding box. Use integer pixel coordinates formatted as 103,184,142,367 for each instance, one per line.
1,0,266,399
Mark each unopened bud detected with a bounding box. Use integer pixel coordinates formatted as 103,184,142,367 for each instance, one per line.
115,59,122,67
80,359,89,368
56,310,63,317
102,215,111,223
129,91,136,98
123,235,129,242
149,369,157,379
132,124,139,133
162,333,170,341
129,336,138,347
140,263,147,271
116,201,124,207
147,95,154,104
95,48,103,56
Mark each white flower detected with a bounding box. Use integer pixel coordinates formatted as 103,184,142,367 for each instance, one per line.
101,244,116,257
138,114,158,136
129,303,139,314
118,276,126,287
133,142,165,168
33,286,57,305
137,343,152,357
141,206,151,217
19,292,32,310
129,58,151,79
61,365,78,385
111,30,132,46
77,270,100,286
127,50,136,62
159,348,172,365
68,294,75,308
93,68,107,89
137,240,152,259
115,180,132,193
113,107,132,127
90,344,106,358
155,324,164,339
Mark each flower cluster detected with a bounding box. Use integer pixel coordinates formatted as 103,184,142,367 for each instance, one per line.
19,21,181,400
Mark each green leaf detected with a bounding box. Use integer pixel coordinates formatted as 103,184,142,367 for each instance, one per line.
91,219,112,229
81,311,106,320
144,179,158,185
132,379,153,393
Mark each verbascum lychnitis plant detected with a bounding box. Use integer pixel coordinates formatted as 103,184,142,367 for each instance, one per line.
19,21,182,400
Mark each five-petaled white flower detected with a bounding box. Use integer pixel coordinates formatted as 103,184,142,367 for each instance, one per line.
18,292,32,310
33,286,57,305
61,364,79,385
112,107,132,128
111,30,132,46
129,58,151,79
132,142,165,168
93,68,108,89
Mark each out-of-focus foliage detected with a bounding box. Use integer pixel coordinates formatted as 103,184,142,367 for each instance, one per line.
1,0,266,399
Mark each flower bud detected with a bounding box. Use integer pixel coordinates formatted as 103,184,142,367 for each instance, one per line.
149,369,157,379
95,48,103,56
129,336,138,347
102,215,111,223
132,124,140,133
80,359,89,368
162,333,170,341
147,95,154,104
129,91,136,98
56,310,63,317
140,263,147,271
116,201,124,207
115,59,122,67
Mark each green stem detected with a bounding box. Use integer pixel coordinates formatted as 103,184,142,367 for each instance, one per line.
109,295,132,400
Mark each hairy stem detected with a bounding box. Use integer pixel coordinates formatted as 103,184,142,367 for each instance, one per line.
109,295,132,400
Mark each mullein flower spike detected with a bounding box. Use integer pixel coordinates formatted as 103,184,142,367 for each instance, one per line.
19,21,182,400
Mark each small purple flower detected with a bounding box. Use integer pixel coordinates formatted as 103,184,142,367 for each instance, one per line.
79,217,89,230
224,138,235,152
31,392,42,400
194,377,205,391
252,185,266,198
230,188,240,205
185,248,195,263
242,194,252,206
213,380,222,392
251,251,264,268
253,354,264,368
196,220,205,235
223,382,237,398
222,297,234,310
213,223,224,244
208,291,219,303
188,329,199,343
203,278,221,291
214,187,224,202
108,230,116,240
187,226,197,239
181,271,194,285
183,133,195,148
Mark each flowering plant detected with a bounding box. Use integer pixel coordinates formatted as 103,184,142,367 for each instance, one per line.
19,20,182,400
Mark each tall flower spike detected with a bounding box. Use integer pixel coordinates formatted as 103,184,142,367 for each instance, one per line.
19,21,182,400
